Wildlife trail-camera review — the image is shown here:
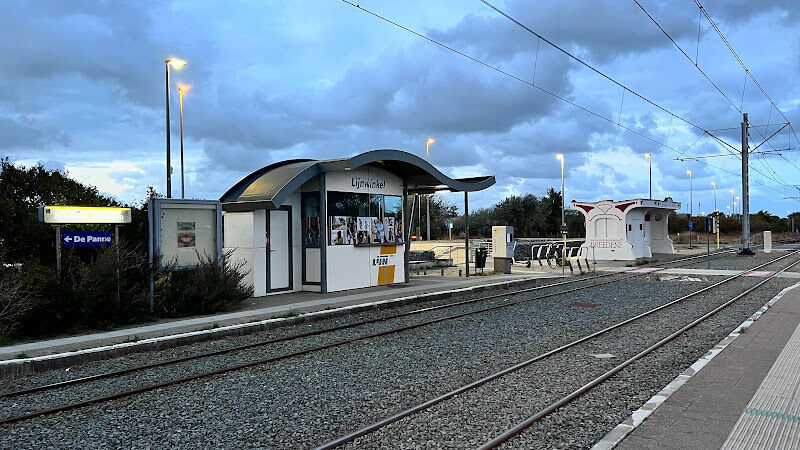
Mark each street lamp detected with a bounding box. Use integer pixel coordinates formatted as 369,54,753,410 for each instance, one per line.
556,154,565,274
165,57,187,198
735,196,740,220
711,182,717,212
644,153,652,199
687,170,693,248
425,138,435,241
729,189,735,219
178,83,191,199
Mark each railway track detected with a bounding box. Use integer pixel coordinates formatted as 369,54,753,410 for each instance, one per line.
314,250,800,449
0,250,733,425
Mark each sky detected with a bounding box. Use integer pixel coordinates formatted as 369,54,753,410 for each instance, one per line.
1,0,799,217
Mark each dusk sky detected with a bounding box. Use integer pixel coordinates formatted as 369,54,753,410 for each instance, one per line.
2,0,799,216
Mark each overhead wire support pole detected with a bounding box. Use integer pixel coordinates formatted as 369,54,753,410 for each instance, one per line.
740,113,754,255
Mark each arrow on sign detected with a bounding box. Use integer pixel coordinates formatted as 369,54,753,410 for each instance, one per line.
64,236,72,242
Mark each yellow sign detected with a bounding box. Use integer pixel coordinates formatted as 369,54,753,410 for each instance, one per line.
38,206,132,224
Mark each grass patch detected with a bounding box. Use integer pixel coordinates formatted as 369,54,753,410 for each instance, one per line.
271,310,302,319
122,335,140,344
15,352,29,359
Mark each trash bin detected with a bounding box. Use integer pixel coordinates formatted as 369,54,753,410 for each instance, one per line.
475,248,487,273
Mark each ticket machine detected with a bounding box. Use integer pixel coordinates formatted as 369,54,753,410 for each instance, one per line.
492,225,514,273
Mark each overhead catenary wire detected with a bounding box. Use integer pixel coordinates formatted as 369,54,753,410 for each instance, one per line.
695,0,800,149
338,0,794,197
632,0,800,191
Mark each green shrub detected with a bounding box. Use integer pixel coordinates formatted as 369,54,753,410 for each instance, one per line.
154,251,253,317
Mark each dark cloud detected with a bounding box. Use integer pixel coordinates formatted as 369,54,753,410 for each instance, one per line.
0,0,797,213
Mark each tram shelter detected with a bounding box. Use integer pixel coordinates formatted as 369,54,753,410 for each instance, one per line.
220,149,494,296
572,198,681,261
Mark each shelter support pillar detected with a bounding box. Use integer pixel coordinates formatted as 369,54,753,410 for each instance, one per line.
464,191,470,277
403,180,410,283
319,173,328,293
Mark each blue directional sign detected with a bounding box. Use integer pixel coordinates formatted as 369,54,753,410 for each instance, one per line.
62,231,113,247
688,220,694,231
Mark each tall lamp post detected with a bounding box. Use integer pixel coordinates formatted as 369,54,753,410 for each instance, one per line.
729,189,735,220
735,196,740,221
165,58,187,198
645,153,652,199
711,182,717,212
687,170,693,248
178,84,191,199
425,138,434,240
556,154,565,275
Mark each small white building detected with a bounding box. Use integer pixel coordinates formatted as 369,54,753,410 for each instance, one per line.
572,198,681,260
220,149,494,295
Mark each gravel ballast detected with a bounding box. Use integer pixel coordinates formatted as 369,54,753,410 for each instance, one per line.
1,251,796,449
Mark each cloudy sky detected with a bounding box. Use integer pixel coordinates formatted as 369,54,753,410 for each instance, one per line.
2,0,799,216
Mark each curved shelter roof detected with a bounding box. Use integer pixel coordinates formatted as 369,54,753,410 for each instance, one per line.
220,149,495,211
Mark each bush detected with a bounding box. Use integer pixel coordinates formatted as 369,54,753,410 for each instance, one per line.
1,245,252,342
0,262,43,338
68,243,151,328
154,251,253,317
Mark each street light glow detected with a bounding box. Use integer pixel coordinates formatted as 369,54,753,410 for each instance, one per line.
178,84,191,93
167,58,187,69
711,182,716,187
686,170,692,175
556,153,564,160
426,138,435,145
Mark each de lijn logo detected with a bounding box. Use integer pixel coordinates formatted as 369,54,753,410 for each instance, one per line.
62,231,113,247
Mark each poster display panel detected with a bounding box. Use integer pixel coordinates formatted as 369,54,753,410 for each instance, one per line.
149,199,222,269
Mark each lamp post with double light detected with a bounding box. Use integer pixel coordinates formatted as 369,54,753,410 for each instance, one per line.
687,170,693,247
645,153,652,199
165,58,187,198
425,138,434,240
178,84,190,198
556,154,566,274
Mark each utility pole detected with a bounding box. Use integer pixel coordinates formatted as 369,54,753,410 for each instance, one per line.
739,112,754,255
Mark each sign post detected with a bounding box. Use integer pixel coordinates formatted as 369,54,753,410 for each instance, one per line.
39,206,131,282
55,226,61,278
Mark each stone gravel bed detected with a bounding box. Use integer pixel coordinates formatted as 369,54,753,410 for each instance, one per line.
681,248,797,271
0,252,778,448
0,272,726,448
0,276,568,390
342,269,798,448
507,277,800,449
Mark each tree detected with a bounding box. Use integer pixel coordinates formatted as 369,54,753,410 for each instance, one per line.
0,158,119,264
413,194,460,240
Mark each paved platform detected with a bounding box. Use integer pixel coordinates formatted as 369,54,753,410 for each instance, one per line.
0,272,556,361
611,283,800,450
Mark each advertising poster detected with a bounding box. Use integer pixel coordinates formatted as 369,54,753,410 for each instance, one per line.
346,216,356,244
357,216,370,244
385,217,396,243
395,219,404,243
330,216,350,245
303,217,321,248
177,221,196,247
